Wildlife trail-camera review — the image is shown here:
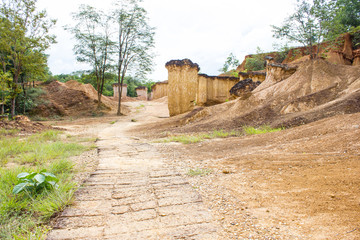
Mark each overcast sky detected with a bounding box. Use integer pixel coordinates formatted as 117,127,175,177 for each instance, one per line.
37,0,296,82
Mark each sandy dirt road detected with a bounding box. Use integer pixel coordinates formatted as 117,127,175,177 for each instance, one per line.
47,99,360,239
47,101,218,239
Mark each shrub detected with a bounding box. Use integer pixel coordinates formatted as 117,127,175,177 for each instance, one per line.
245,47,266,71
245,57,266,71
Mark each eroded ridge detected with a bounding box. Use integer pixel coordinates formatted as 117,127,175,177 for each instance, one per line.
48,135,218,240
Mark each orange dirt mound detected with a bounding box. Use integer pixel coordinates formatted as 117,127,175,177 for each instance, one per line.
31,81,129,118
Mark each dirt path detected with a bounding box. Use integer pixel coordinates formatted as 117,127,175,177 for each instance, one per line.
46,99,360,239
47,101,218,240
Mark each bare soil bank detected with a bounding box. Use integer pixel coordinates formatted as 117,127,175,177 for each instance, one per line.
129,102,360,239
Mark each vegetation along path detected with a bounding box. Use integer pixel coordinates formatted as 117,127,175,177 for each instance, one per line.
47,102,218,239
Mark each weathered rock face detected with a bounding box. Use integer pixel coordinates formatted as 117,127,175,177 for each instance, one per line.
151,81,168,100
253,57,298,93
239,71,266,82
166,59,199,116
342,32,353,61
113,83,127,98
229,78,261,99
236,32,359,68
353,49,360,66
135,86,148,100
265,56,297,83
266,62,297,83
197,74,239,106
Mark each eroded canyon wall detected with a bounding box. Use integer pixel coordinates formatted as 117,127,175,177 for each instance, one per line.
136,87,148,101
113,83,127,98
197,74,239,106
166,59,199,116
152,81,168,100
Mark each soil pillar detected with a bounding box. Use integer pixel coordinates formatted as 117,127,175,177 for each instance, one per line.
165,59,199,116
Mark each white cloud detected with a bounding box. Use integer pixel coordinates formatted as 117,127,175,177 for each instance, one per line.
38,0,297,81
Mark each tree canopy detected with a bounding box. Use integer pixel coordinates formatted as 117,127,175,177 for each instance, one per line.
272,0,360,58
0,0,56,117
68,0,155,115
219,53,240,73
67,5,114,108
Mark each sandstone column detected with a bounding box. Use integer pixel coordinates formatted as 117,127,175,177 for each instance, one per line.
165,59,199,116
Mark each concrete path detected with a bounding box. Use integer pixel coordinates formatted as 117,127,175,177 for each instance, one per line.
47,119,218,239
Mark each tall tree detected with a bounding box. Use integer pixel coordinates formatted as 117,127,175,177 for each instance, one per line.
0,0,56,117
334,0,360,30
272,0,360,58
325,0,360,38
272,0,331,59
112,0,155,115
68,5,114,108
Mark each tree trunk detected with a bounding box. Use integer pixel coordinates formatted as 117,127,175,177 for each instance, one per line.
97,91,102,109
1,95,4,115
10,98,15,118
117,83,123,116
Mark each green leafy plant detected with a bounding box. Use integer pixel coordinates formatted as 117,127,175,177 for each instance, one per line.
13,170,59,197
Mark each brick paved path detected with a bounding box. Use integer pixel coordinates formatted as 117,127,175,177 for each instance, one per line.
47,121,218,240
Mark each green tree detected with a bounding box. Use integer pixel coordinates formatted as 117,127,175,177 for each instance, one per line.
68,5,114,108
0,0,56,117
324,0,360,39
0,70,11,114
334,0,360,30
112,0,155,115
272,0,360,58
272,0,332,59
219,53,240,73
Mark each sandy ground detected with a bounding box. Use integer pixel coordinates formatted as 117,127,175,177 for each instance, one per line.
50,99,360,239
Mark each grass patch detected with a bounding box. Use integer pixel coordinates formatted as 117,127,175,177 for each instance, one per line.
160,129,241,144
158,126,283,144
136,104,145,109
0,130,88,166
243,125,283,135
187,168,212,176
166,135,203,144
110,121,116,124
0,128,20,136
0,129,92,239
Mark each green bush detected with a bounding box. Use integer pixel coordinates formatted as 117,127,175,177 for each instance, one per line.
245,56,265,71
245,47,266,71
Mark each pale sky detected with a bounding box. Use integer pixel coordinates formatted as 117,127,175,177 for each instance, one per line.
37,0,296,82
